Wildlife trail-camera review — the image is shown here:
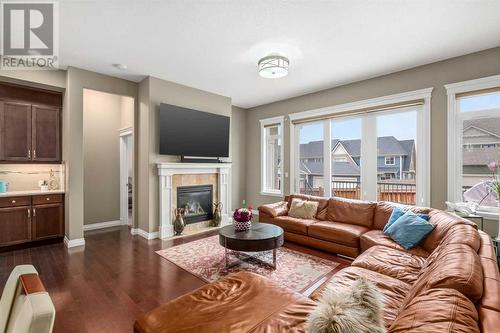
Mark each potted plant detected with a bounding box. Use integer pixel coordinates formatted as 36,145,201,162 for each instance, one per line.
487,162,500,239
232,207,253,231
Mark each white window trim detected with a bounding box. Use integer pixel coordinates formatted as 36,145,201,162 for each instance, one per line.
289,88,432,206
260,116,285,197
445,74,500,206
385,156,396,165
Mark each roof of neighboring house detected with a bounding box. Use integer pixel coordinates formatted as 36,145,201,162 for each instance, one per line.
300,160,360,176
463,147,500,166
300,136,413,158
463,118,500,138
399,139,415,171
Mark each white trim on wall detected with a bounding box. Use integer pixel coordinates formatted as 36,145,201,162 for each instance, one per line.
130,228,159,240
288,88,432,206
64,236,85,248
445,74,500,204
260,116,285,197
83,220,124,231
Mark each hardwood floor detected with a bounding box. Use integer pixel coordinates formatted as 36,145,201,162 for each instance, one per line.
0,226,350,332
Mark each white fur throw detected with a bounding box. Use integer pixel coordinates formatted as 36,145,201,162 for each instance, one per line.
307,278,386,333
288,198,319,219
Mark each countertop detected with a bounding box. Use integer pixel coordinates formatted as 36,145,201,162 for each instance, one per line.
0,189,65,197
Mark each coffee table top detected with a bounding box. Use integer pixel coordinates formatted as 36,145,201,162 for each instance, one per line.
219,223,284,252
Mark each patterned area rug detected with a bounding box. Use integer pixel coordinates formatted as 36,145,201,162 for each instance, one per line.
156,235,338,293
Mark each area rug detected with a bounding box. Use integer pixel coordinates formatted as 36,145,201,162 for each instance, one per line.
156,235,338,293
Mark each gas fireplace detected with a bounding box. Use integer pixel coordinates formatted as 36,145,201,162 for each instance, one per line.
177,185,213,224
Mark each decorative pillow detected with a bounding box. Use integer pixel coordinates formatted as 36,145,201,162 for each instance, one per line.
384,211,435,250
288,198,319,219
383,207,429,232
307,278,386,333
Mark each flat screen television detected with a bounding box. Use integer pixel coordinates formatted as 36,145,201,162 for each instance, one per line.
159,103,230,158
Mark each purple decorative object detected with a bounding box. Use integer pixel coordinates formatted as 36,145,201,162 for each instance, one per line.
233,208,253,231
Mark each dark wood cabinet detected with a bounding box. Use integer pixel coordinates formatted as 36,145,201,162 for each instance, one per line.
32,105,60,162
32,203,64,240
0,83,62,163
0,206,31,245
0,101,32,161
0,194,64,247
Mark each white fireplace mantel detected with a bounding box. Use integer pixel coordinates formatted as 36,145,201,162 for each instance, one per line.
157,162,232,238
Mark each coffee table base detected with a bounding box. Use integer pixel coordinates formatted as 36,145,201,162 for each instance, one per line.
225,247,277,270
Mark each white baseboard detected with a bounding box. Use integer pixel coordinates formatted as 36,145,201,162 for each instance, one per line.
64,236,85,248
130,228,159,240
83,220,124,231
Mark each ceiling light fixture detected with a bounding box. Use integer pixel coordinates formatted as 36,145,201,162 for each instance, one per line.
113,63,128,70
258,55,289,79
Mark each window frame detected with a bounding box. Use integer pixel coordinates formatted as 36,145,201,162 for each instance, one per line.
260,116,285,197
445,74,500,214
289,88,432,206
384,156,396,165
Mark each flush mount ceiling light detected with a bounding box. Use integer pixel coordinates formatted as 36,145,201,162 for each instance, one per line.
113,63,128,70
258,55,289,79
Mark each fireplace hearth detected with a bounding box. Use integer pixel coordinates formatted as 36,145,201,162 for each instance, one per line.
177,185,213,224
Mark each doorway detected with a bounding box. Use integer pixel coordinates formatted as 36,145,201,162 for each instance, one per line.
120,128,133,226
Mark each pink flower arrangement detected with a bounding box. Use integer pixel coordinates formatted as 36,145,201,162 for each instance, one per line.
487,161,500,204
232,207,253,223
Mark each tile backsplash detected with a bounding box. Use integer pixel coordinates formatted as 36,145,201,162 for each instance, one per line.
0,164,65,191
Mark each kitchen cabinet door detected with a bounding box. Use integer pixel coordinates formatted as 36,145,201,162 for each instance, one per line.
0,206,31,246
32,105,60,162
32,203,64,240
0,101,32,161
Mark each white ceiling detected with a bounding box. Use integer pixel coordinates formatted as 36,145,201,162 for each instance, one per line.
59,0,500,108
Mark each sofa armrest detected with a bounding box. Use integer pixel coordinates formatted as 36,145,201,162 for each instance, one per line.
258,201,288,218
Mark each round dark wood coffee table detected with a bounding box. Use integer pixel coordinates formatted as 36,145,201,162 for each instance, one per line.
219,223,284,270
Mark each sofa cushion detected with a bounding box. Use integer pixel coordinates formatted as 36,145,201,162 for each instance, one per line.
134,272,316,333
288,198,319,219
420,210,478,253
373,201,432,230
360,230,430,258
405,243,483,305
258,201,288,218
310,267,411,327
352,245,426,285
384,211,435,250
388,288,480,333
286,194,329,220
326,197,376,228
308,221,369,248
270,216,318,235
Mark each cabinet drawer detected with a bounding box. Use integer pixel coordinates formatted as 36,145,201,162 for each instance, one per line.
32,194,63,205
0,196,31,208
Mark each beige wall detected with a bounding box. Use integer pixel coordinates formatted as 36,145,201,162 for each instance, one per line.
83,89,134,225
65,67,137,240
230,106,247,209
246,47,500,213
137,76,233,233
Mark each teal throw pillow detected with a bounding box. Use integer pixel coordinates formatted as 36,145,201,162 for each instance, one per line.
383,207,429,233
384,210,435,250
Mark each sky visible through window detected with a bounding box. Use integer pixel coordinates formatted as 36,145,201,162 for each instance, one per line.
459,92,500,112
300,111,417,144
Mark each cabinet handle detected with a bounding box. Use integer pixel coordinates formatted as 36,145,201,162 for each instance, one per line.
28,149,31,158
27,209,30,218
33,208,35,217
33,150,36,159
46,197,50,201
11,200,16,204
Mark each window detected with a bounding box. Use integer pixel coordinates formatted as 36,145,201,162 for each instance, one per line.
297,122,325,196
290,88,431,206
384,156,395,165
377,110,417,204
260,116,284,196
447,79,500,211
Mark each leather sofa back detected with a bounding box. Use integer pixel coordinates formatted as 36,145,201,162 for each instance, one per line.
326,197,376,227
373,201,432,230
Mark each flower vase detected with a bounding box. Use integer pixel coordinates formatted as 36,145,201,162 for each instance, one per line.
234,220,251,231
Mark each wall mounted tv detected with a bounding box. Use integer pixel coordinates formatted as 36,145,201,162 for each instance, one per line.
159,103,230,158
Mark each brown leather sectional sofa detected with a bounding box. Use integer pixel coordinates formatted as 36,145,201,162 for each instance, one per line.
135,194,500,332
